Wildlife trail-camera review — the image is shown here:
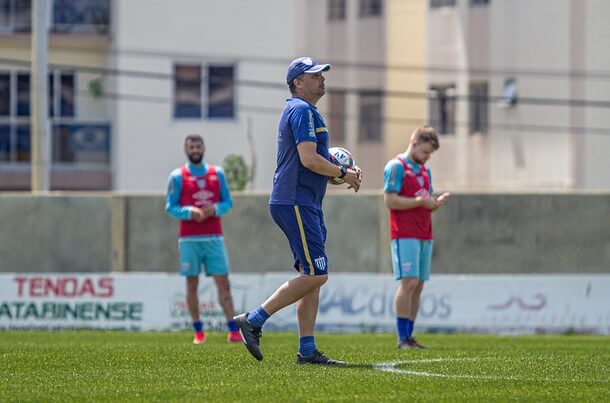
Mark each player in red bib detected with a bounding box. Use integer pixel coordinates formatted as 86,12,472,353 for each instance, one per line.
166,134,242,345
383,126,450,349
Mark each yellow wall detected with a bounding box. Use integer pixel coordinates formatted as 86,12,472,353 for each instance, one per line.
0,35,109,67
384,0,427,158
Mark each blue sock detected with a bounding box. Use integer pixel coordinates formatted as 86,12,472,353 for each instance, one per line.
406,319,414,338
397,317,410,341
299,336,316,357
247,306,270,328
227,320,238,332
193,321,203,333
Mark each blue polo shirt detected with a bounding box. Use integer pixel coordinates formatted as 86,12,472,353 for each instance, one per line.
269,97,330,210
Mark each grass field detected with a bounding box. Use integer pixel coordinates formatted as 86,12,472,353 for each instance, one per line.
0,331,608,402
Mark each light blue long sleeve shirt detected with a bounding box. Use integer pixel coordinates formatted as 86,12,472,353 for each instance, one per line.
165,162,233,223
383,154,433,194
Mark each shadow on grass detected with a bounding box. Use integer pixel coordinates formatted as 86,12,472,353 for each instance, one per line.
296,362,375,369
342,363,375,369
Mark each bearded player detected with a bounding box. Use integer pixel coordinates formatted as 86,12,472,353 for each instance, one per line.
165,134,242,345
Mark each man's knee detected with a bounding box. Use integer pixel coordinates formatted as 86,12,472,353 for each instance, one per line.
313,274,328,287
302,273,328,288
186,276,199,293
400,278,420,292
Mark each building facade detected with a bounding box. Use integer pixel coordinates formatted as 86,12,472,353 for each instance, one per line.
1,0,428,192
426,0,610,190
3,0,608,192
0,0,112,190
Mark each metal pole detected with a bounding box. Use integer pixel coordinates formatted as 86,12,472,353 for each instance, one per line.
31,0,50,192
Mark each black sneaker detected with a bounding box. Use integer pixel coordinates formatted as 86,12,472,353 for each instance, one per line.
296,350,346,366
411,338,426,349
233,313,263,361
397,337,425,350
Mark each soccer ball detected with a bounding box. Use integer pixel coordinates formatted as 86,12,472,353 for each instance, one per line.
328,146,355,185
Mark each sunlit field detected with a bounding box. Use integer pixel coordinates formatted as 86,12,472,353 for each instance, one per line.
0,331,608,402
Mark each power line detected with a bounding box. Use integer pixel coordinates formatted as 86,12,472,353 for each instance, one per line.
31,42,610,81
3,57,610,109
4,85,609,137
3,57,610,136
95,90,610,137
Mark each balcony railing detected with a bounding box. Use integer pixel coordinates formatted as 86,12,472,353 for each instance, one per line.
0,0,110,35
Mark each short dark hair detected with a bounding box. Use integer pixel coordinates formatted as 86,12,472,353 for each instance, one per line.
184,134,203,145
412,126,440,150
288,74,304,95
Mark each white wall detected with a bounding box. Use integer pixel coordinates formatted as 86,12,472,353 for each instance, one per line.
489,0,573,189
582,0,610,189
111,0,301,191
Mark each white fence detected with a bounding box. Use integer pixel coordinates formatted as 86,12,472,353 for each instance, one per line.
1,273,608,334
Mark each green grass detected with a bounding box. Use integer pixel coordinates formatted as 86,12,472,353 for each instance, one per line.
1,332,608,402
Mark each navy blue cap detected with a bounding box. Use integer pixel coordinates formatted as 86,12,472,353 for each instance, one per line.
286,57,331,84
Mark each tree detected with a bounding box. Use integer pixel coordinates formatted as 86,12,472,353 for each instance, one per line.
222,154,249,191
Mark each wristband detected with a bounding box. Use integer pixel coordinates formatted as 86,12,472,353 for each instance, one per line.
338,165,348,179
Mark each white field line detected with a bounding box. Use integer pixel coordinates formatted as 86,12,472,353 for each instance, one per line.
372,358,607,383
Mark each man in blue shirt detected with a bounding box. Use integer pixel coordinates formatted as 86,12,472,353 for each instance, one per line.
234,57,361,365
166,134,242,345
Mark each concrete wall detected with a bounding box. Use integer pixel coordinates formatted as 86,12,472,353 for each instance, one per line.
434,193,610,274
1,193,609,274
0,194,112,272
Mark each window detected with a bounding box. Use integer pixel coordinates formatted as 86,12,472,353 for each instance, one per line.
359,0,382,17
11,72,75,118
429,84,456,135
470,0,489,6
16,72,29,116
328,90,346,145
0,0,110,34
208,65,234,118
173,63,235,119
0,73,9,116
59,73,75,117
328,0,346,21
16,124,29,161
0,125,9,161
0,70,76,163
430,0,456,8
173,64,202,118
0,0,31,33
469,81,488,134
358,91,383,142
52,0,111,34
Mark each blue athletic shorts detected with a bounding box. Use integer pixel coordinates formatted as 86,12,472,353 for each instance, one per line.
269,204,328,276
178,237,230,277
390,238,433,281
